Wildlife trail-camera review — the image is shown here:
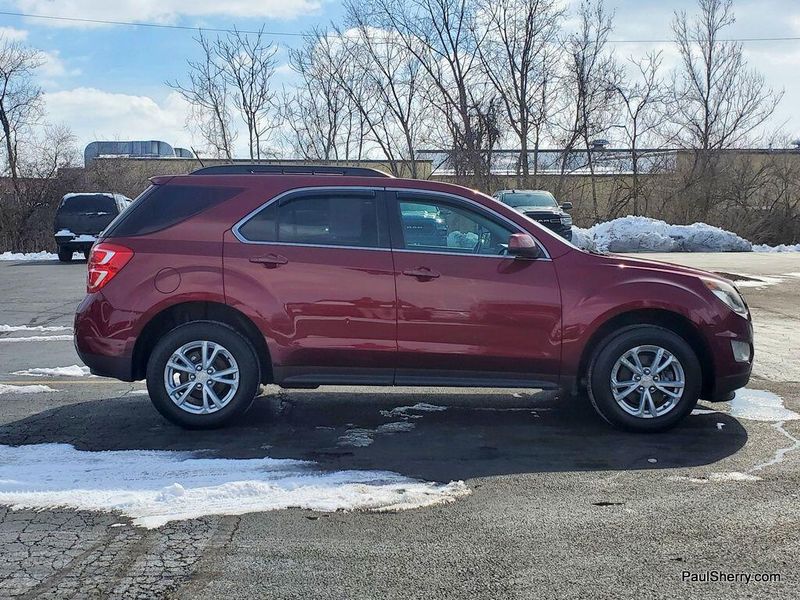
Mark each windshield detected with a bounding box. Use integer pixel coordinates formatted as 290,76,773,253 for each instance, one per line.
403,202,439,214
501,192,558,208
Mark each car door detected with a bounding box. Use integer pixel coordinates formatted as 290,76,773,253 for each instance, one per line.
223,187,397,386
389,190,562,386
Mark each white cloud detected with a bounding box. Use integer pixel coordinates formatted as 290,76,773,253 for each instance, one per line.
43,87,195,152
0,26,29,41
39,50,81,79
15,0,321,24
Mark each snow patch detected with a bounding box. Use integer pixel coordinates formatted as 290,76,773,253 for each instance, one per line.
12,365,91,378
0,335,74,343
729,388,800,421
381,403,448,418
670,472,762,483
337,429,374,448
0,444,470,528
0,251,80,261
0,325,71,333
753,243,800,253
376,421,416,433
0,384,58,395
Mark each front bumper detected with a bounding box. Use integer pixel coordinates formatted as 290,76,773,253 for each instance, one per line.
702,314,753,402
540,222,572,241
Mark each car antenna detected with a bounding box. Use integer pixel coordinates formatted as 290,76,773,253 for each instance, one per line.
191,147,205,169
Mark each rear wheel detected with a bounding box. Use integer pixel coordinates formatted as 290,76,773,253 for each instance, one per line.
587,325,701,432
57,247,73,262
146,321,261,429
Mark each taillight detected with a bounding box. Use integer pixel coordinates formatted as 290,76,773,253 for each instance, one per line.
87,242,134,293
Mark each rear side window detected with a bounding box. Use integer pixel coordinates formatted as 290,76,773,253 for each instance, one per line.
238,192,387,248
59,194,118,214
105,185,241,237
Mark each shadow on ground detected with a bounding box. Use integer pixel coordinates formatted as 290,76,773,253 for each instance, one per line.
0,389,746,481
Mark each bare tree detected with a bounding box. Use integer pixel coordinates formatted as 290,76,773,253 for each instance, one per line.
370,0,494,182
558,0,620,220
0,38,44,194
610,52,670,215
0,124,79,252
215,28,279,160
671,0,783,220
282,29,367,161
475,0,564,180
169,33,236,159
335,4,433,177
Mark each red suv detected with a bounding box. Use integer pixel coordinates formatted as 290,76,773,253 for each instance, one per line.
74,165,753,431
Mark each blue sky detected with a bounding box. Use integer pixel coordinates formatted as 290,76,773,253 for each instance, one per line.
0,0,798,157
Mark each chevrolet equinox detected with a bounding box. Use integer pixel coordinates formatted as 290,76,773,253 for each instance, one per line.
74,165,753,431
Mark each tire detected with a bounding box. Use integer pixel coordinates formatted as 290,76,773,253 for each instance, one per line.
587,325,701,432
146,321,261,429
57,247,73,262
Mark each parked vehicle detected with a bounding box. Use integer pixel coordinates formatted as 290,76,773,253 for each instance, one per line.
54,193,132,261
493,189,573,241
74,166,753,431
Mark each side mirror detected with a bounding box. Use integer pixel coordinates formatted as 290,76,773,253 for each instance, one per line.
507,233,542,259
561,201,573,211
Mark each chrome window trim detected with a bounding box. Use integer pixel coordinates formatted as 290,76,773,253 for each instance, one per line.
232,185,551,260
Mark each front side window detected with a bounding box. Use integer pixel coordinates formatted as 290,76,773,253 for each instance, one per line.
398,196,515,256
238,192,386,249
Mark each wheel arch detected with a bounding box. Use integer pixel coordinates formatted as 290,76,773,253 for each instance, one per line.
576,308,714,398
132,301,273,383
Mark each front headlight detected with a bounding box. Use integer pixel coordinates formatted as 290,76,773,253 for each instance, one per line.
560,215,572,226
703,279,748,317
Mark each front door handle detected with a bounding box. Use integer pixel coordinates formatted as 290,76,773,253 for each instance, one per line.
249,253,288,267
402,267,440,280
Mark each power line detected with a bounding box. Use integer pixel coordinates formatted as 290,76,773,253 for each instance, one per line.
0,10,307,37
2,10,800,44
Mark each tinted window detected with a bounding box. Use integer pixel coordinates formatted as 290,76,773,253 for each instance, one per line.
59,194,118,214
239,193,386,248
105,185,241,237
399,197,514,256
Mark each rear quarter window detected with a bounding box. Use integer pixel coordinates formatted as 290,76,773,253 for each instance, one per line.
104,184,241,237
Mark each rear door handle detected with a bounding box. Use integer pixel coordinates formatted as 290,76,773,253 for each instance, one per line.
402,267,440,279
249,253,288,267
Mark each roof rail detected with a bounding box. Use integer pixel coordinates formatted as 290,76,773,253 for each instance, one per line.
190,164,393,177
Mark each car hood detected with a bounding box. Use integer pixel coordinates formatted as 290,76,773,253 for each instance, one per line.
591,252,730,284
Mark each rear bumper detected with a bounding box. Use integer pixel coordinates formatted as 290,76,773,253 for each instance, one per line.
76,348,134,380
74,292,137,381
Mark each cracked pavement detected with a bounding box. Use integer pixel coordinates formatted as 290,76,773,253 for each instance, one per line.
0,254,798,599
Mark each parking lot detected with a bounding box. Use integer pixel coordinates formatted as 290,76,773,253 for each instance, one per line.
0,253,798,599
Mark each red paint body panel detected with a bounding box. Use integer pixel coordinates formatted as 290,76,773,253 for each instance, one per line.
74,173,753,400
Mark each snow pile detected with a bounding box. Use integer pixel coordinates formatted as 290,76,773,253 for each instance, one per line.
753,243,800,253
729,388,799,421
0,443,470,528
571,216,752,253
12,365,91,378
381,403,448,418
0,383,58,395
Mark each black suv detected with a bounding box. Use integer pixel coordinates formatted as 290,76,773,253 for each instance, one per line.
54,193,131,261
492,190,573,241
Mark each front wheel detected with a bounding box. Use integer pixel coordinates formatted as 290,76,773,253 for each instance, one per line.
587,325,701,432
146,321,261,429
